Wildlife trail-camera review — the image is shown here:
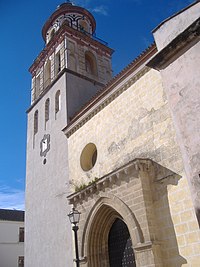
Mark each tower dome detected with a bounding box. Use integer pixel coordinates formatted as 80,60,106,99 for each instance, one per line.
42,2,96,44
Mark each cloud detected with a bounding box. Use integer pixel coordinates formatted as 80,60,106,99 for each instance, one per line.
72,1,108,16
72,0,91,7
0,184,25,210
91,5,108,16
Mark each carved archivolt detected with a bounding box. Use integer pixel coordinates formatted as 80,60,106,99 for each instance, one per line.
81,195,144,266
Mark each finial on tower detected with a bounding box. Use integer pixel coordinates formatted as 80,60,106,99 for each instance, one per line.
57,1,73,10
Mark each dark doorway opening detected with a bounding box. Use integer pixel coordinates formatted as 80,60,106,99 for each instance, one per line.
108,218,136,267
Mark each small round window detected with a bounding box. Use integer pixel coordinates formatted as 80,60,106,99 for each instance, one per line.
80,143,97,171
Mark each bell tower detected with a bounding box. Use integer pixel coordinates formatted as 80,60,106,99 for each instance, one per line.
29,2,113,119
25,3,113,267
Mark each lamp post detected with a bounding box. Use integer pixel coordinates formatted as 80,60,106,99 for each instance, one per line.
68,207,81,267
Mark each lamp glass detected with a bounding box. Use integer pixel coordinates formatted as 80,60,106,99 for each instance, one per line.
68,208,80,224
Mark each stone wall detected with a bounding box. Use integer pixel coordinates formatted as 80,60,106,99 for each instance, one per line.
149,0,200,231
67,68,200,266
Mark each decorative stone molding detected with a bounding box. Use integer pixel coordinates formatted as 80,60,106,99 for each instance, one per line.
67,158,180,205
134,241,154,251
68,160,142,204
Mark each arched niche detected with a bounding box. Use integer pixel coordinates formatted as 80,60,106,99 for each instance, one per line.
45,98,50,125
55,90,61,115
44,60,51,88
68,53,77,72
85,51,98,77
34,110,38,135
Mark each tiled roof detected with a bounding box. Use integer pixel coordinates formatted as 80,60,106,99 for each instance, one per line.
0,209,24,222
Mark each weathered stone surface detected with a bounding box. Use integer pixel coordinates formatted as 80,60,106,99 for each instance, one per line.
67,66,200,265
150,7,200,227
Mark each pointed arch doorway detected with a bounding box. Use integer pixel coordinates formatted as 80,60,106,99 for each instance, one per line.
83,200,139,267
108,218,136,267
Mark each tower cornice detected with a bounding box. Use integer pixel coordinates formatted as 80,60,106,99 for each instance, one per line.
29,23,114,75
26,68,105,113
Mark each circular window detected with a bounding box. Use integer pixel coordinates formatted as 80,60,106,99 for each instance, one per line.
80,143,97,171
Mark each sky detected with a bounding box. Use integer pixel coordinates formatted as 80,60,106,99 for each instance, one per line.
0,0,194,210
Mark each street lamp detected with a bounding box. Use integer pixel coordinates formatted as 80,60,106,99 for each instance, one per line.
68,207,81,267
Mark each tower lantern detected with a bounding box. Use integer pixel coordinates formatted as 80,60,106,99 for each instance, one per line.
42,2,96,44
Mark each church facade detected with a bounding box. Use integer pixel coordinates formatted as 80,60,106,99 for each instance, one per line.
25,1,200,267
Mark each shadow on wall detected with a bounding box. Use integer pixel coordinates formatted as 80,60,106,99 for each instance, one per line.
152,161,187,266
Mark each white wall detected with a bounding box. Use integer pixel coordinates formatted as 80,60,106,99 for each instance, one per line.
153,2,200,50
0,220,24,267
25,73,73,267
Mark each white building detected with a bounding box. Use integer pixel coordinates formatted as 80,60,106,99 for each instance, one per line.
0,209,24,267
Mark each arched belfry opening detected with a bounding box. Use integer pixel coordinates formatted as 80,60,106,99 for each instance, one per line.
81,197,141,267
